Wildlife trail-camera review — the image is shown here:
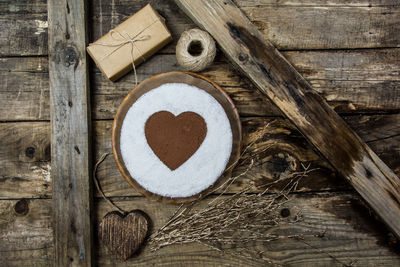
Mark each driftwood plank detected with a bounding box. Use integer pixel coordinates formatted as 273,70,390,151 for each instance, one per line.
48,0,92,266
1,48,400,121
0,115,398,199
2,194,400,266
175,0,400,238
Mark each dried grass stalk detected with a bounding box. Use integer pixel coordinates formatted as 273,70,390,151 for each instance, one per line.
148,141,316,252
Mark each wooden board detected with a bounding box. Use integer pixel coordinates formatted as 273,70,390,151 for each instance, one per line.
0,122,51,199
2,0,400,57
1,195,400,266
47,0,92,266
89,0,400,50
1,48,400,121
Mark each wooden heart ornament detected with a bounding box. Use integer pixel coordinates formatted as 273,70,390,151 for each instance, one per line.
145,111,207,170
99,210,150,260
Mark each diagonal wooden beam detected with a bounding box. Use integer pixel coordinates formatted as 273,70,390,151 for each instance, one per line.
48,0,92,265
175,0,400,238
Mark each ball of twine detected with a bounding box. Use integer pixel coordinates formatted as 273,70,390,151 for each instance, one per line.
176,28,216,72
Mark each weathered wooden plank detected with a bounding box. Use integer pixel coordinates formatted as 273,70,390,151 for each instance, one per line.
0,0,47,14
0,122,51,199
48,0,92,265
3,194,400,266
0,0,48,56
239,3,400,50
0,12,48,56
175,0,400,238
0,115,398,199
0,57,49,121
95,194,400,266
90,0,400,51
0,199,53,267
92,49,400,118
237,0,399,6
2,0,400,56
1,48,399,120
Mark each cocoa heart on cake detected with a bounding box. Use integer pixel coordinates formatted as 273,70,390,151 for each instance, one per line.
145,111,207,170
112,71,241,203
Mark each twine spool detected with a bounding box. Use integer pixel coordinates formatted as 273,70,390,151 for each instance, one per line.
176,29,216,72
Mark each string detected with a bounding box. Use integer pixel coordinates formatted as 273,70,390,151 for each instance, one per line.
93,152,128,214
89,25,155,85
176,28,216,72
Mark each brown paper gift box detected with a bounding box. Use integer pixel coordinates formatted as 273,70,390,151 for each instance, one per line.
87,4,172,81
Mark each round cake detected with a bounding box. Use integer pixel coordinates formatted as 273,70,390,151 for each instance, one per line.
112,72,241,203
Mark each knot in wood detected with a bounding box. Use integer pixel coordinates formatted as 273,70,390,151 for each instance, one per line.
25,146,36,158
14,199,29,215
280,208,290,218
64,46,79,67
238,52,248,63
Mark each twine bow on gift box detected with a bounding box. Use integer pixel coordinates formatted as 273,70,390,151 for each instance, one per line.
89,29,151,85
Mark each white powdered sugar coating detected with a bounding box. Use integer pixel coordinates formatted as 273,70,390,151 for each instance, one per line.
120,83,233,198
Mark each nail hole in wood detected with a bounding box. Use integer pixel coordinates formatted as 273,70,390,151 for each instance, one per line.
366,168,372,179
14,199,29,215
25,147,36,158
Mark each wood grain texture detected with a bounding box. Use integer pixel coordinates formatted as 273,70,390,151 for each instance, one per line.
0,199,53,267
0,122,51,199
1,48,400,121
174,0,400,238
48,0,92,266
2,0,400,56
92,49,400,118
89,0,400,51
2,195,400,266
0,10,48,56
95,195,400,266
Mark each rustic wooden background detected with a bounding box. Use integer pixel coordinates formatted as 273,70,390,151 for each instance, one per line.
1,0,399,266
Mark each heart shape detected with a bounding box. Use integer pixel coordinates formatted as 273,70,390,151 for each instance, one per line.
145,111,207,170
99,210,149,260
